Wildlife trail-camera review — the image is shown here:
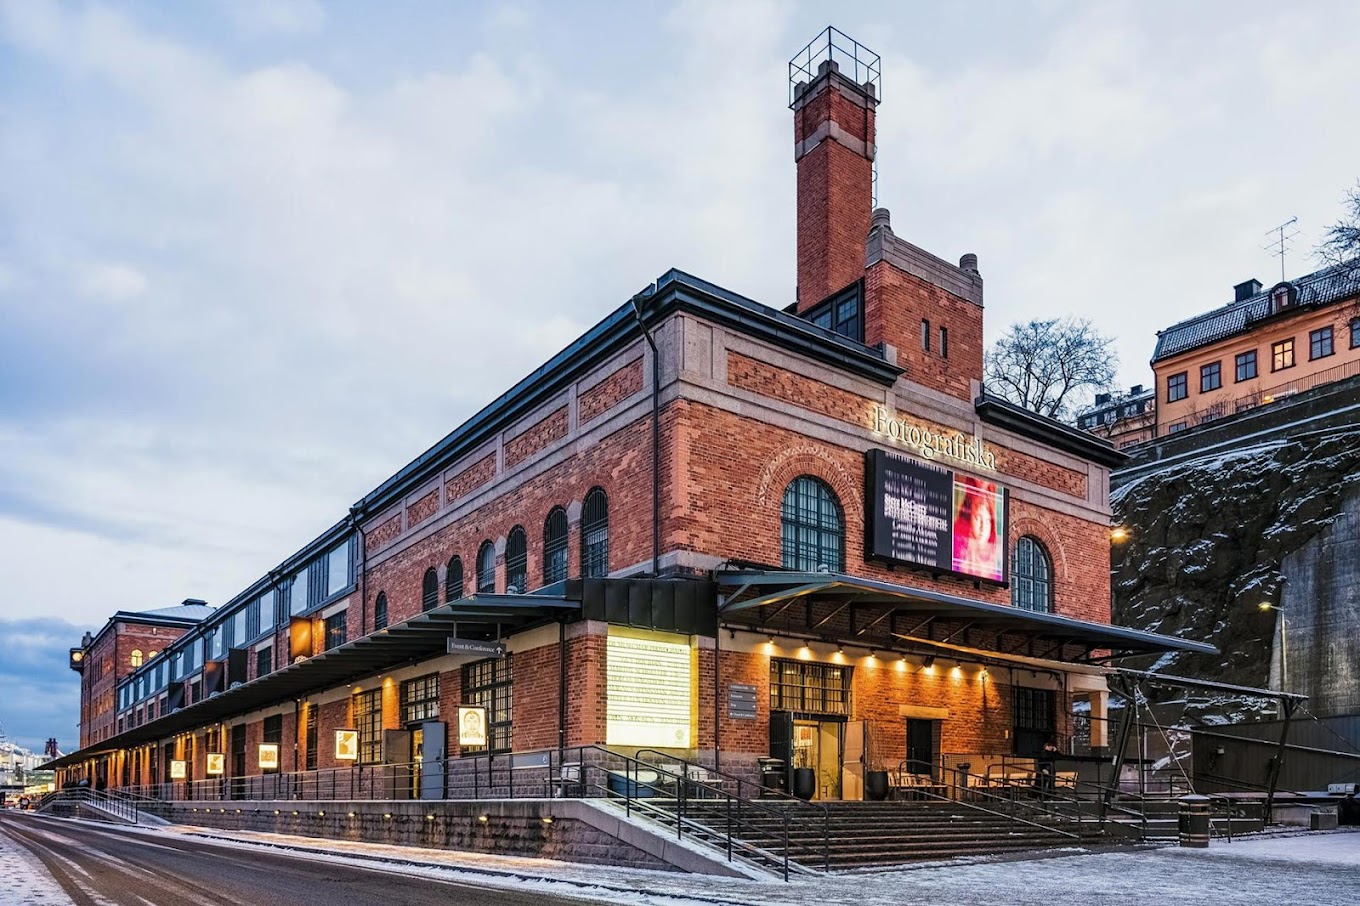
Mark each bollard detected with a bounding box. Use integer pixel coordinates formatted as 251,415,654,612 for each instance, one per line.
1179,794,1211,848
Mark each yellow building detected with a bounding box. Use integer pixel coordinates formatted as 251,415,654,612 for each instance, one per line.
1152,266,1360,437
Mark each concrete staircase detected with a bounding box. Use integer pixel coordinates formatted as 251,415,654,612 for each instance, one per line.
645,798,1100,872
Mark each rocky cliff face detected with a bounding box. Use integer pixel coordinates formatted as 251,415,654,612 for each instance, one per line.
1111,428,1360,722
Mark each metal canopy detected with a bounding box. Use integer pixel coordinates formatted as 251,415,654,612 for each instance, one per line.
717,570,1218,659
44,593,577,770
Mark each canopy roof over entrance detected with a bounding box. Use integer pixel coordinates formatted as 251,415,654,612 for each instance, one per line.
716,570,1217,662
44,593,577,770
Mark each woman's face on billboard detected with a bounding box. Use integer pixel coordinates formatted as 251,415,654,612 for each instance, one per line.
971,496,992,540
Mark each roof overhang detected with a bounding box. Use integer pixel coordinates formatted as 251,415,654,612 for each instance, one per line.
43,593,577,771
717,570,1217,661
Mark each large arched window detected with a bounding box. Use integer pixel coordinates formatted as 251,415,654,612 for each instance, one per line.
421,567,438,612
374,592,389,631
780,476,844,572
445,556,464,602
1011,536,1053,613
477,541,496,594
581,488,609,578
505,526,527,594
543,507,568,584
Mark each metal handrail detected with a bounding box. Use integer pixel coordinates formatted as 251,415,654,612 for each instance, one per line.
632,747,832,871
897,760,1082,839
36,787,140,824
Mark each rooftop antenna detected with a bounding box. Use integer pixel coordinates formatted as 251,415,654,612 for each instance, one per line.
1263,216,1299,281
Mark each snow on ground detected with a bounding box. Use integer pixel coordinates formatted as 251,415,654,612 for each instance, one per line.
0,822,75,905
156,823,1360,906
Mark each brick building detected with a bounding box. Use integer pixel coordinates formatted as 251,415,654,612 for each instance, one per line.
51,31,1207,802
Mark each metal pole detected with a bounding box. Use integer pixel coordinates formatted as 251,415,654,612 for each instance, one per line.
1104,679,1136,814
1264,699,1298,822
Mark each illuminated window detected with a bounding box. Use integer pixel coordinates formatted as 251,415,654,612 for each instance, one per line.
1271,338,1295,371
130,649,143,669
780,476,844,572
770,659,849,716
373,592,388,631
1166,372,1187,402
462,657,512,753
1235,350,1257,382
505,526,527,593
1310,326,1334,360
477,541,496,594
323,611,347,650
421,567,438,612
352,689,382,765
400,674,440,724
581,488,609,578
1011,537,1052,613
445,556,463,602
543,507,568,584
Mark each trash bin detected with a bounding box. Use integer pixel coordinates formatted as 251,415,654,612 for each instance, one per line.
607,770,659,799
757,758,786,798
792,767,817,801
1179,795,1210,848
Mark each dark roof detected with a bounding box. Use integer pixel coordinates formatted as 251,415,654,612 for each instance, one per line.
44,592,578,770
717,570,1217,658
974,392,1126,468
1153,263,1360,363
136,604,215,621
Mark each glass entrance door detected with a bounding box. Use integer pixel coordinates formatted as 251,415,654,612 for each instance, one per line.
793,719,843,800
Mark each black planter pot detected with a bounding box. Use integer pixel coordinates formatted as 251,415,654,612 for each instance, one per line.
792,767,817,801
865,770,890,801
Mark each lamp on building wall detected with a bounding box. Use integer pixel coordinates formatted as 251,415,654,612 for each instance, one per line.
1258,601,1289,693
1110,527,1130,543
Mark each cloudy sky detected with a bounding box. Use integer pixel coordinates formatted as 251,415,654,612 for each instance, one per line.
2,0,1358,751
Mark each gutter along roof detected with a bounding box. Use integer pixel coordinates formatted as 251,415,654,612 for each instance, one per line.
45,593,577,771
716,570,1217,660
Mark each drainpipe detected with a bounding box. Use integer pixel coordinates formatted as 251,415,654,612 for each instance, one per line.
629,291,661,577
350,505,367,634
558,618,567,757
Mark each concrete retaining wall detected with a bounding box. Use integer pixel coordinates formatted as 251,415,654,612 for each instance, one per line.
149,798,752,877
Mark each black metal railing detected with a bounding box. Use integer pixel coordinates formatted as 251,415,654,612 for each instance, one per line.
36,787,141,824
897,759,1084,839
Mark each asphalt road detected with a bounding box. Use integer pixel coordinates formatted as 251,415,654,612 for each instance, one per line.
0,813,612,906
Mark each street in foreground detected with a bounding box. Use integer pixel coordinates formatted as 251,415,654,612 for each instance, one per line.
2,813,1358,906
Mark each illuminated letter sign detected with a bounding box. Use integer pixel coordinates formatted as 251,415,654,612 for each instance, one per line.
258,743,280,771
866,448,1008,584
870,406,997,470
206,753,225,776
606,634,693,748
334,729,359,761
170,759,187,780
457,707,488,747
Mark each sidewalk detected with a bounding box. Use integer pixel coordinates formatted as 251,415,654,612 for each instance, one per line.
155,823,1360,906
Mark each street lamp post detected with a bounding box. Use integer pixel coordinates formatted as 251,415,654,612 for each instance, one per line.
1258,602,1288,693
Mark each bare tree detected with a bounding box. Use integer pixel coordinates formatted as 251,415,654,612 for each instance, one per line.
984,317,1118,421
1319,182,1360,290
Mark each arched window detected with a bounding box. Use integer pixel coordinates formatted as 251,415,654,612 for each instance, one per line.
477,541,496,594
445,556,464,602
505,526,527,593
780,476,844,572
581,488,609,578
1012,536,1053,613
543,507,568,584
130,649,144,669
374,592,389,631
421,567,438,612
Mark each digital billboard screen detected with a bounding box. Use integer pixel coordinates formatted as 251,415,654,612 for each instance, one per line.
866,449,1008,583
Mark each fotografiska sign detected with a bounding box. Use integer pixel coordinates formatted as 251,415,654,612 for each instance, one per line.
871,406,997,471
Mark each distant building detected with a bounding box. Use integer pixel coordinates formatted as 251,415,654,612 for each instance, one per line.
1151,263,1360,438
1075,386,1156,449
69,602,211,755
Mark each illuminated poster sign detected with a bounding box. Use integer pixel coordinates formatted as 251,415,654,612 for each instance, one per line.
606,634,692,748
206,753,225,776
866,448,1008,584
334,729,359,761
170,760,187,780
258,743,279,771
457,707,488,747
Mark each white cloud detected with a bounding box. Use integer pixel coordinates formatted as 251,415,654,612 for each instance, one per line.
79,263,148,302
219,0,325,37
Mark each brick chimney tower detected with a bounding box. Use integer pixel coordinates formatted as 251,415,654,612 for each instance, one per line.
790,30,879,311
